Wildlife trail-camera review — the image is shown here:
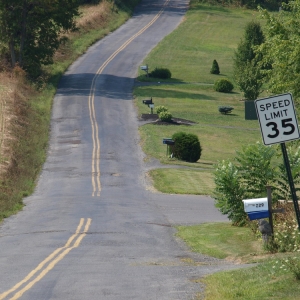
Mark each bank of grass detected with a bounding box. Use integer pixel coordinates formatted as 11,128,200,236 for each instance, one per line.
0,0,140,220
177,223,300,300
137,3,260,83
149,168,214,195
135,1,263,195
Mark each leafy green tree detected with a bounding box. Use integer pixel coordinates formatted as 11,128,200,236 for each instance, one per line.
275,142,300,201
233,21,265,100
235,142,278,197
214,160,247,226
214,142,279,226
0,0,79,76
258,3,300,101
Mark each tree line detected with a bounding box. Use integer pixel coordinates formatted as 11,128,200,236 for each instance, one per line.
234,0,300,105
0,0,80,76
0,0,138,78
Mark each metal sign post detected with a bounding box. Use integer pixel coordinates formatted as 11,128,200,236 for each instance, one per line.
255,93,300,229
280,143,300,229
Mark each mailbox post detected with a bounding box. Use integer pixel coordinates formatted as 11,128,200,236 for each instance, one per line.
163,138,175,157
140,65,149,77
142,98,155,114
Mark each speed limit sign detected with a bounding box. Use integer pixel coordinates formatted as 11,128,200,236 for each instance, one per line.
255,93,300,145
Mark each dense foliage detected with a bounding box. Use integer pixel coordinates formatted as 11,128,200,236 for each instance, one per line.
172,132,202,162
233,21,265,100
149,67,171,79
214,78,234,93
158,111,172,122
156,105,168,114
0,0,80,77
214,142,300,226
258,2,300,102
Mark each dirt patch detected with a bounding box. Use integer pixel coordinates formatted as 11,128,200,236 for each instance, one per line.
140,114,196,126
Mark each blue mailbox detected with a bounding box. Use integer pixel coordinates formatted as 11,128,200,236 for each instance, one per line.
242,198,269,220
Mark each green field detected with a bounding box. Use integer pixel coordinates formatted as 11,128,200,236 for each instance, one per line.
136,2,300,299
134,2,263,195
177,223,300,300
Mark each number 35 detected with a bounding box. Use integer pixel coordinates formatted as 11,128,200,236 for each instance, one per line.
266,118,295,138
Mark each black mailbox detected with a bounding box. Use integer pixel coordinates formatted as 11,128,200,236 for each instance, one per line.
142,98,153,105
163,138,175,145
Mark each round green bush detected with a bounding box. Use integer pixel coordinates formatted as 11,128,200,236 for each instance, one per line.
159,111,172,122
171,132,202,162
214,78,234,93
149,68,171,79
156,105,168,114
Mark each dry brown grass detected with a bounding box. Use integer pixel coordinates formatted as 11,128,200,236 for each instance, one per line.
0,2,112,178
77,1,112,31
54,1,113,62
0,67,36,178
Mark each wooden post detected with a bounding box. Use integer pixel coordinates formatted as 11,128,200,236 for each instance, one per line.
266,186,274,236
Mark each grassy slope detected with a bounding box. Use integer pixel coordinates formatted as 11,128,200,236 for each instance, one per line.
177,223,300,300
134,3,262,195
135,2,300,299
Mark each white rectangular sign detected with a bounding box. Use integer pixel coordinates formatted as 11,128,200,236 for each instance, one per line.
255,93,300,145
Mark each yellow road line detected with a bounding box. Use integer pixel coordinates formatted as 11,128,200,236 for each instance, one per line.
89,0,171,197
0,218,92,300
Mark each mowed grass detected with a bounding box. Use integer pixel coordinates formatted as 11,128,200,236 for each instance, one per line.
149,168,214,195
176,223,262,261
134,3,263,195
202,259,300,300
138,4,259,83
177,223,300,300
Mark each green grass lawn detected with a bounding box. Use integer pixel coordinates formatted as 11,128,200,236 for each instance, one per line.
134,2,264,195
135,3,300,298
177,223,300,300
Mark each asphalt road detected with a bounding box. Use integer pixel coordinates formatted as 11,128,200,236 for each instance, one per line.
0,1,239,299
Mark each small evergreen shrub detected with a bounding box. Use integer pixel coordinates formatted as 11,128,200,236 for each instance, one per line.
210,59,220,74
218,106,234,114
156,105,168,114
214,79,234,93
159,111,172,122
171,132,202,162
149,68,171,79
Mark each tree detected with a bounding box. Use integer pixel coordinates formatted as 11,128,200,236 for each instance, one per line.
233,21,265,100
258,2,300,102
210,59,220,74
0,0,79,76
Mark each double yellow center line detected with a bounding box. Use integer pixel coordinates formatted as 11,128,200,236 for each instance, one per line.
0,218,92,300
89,0,171,197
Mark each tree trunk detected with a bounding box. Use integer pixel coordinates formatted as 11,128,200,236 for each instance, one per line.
19,4,27,67
9,39,16,68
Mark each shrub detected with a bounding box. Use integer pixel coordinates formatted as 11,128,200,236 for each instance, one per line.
214,142,278,226
159,111,172,122
149,67,171,79
214,160,247,226
210,59,220,74
218,106,234,114
214,78,234,93
171,132,202,162
156,105,168,114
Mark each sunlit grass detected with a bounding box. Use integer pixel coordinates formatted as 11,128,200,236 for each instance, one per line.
135,2,262,195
